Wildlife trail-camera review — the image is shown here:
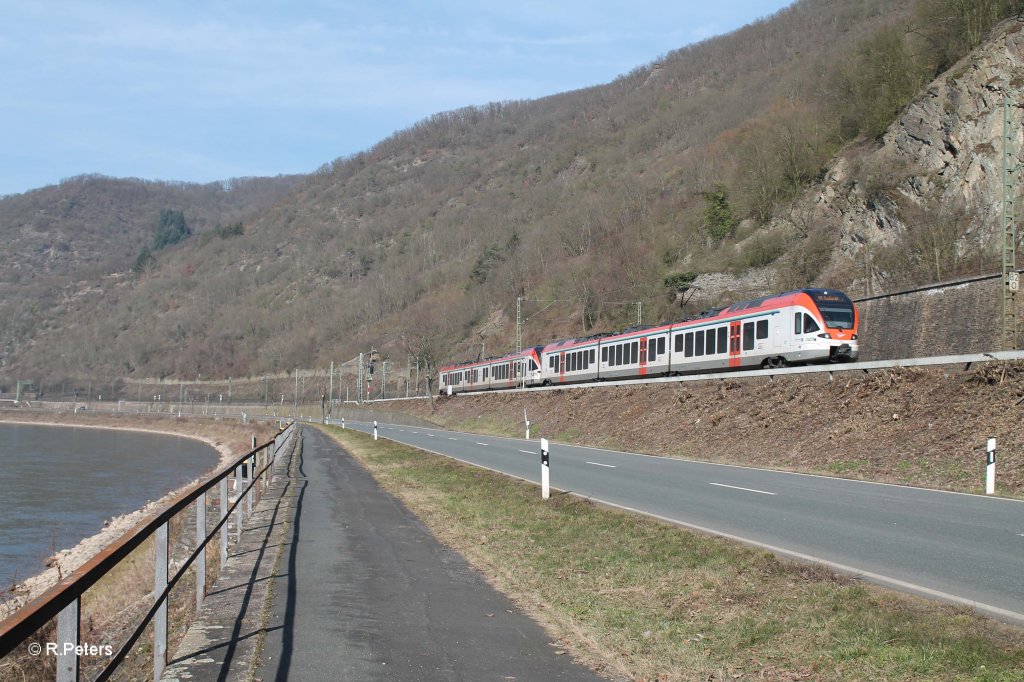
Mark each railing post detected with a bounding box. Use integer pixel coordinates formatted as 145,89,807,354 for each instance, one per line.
235,474,243,545
56,598,80,682
219,478,228,566
154,522,168,681
196,491,206,611
246,455,254,517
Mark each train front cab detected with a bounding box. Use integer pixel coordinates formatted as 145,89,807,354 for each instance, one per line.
798,289,859,363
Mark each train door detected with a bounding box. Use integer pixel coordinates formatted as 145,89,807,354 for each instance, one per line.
559,351,566,383
639,337,648,376
728,321,742,367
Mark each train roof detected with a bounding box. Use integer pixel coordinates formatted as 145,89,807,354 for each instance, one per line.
439,346,540,372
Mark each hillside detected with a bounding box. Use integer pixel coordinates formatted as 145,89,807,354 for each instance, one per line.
2,0,1020,389
0,174,304,371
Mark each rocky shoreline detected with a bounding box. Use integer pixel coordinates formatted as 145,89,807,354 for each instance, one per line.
0,412,271,621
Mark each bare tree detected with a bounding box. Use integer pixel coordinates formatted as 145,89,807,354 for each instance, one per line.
400,309,457,411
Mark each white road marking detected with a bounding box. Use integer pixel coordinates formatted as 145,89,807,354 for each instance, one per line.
709,482,776,496
518,449,534,454
476,442,489,446
586,461,617,468
449,437,458,441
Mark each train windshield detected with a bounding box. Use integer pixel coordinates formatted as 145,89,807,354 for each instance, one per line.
809,290,855,330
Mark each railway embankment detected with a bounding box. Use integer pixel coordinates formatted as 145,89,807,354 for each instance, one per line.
380,361,1024,497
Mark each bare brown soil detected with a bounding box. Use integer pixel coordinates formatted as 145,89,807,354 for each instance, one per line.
390,363,1024,497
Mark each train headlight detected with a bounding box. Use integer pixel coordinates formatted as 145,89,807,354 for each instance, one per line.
817,332,832,339
852,334,858,340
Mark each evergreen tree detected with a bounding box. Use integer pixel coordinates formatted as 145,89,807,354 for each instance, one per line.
153,209,191,250
702,184,737,241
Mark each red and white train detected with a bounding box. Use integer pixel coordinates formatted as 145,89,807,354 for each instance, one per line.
438,288,859,395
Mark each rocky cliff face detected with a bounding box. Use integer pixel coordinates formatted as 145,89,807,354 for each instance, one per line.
685,20,1024,358
808,19,1024,291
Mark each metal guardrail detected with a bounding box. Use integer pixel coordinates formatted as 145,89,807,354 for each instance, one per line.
0,421,298,681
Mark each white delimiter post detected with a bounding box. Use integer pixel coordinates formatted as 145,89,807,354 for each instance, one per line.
986,437,996,495
540,438,550,500
374,420,378,441
342,417,346,430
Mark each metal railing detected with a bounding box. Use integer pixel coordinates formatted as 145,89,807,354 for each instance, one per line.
0,421,297,681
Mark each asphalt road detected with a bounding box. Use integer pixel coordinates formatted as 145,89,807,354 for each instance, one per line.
333,419,1024,625
256,427,605,681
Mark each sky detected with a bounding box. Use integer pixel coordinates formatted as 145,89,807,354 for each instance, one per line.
0,1,793,197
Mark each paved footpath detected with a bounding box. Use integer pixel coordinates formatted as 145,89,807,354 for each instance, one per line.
166,426,606,681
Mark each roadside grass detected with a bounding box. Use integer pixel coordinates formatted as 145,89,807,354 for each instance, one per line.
321,425,1024,681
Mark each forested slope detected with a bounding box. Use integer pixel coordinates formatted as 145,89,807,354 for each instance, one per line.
2,0,1019,386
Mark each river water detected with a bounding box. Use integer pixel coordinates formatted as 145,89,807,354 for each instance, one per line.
0,423,219,587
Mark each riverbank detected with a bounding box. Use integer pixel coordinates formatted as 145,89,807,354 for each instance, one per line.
0,410,275,620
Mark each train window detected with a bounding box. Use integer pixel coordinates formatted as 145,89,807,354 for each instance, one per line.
743,322,755,351
794,313,802,335
674,334,684,353
616,344,623,366
583,352,589,370
531,359,538,371
717,327,727,353
706,329,716,355
684,333,693,357
694,330,705,357
658,337,666,355
756,319,768,339
590,349,596,364
804,315,820,334
631,342,639,364
601,347,608,363
648,339,656,362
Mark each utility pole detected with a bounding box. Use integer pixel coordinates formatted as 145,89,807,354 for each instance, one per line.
329,361,334,419
516,296,522,352
294,371,298,410
357,353,364,405
637,301,642,326
1002,96,1019,350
